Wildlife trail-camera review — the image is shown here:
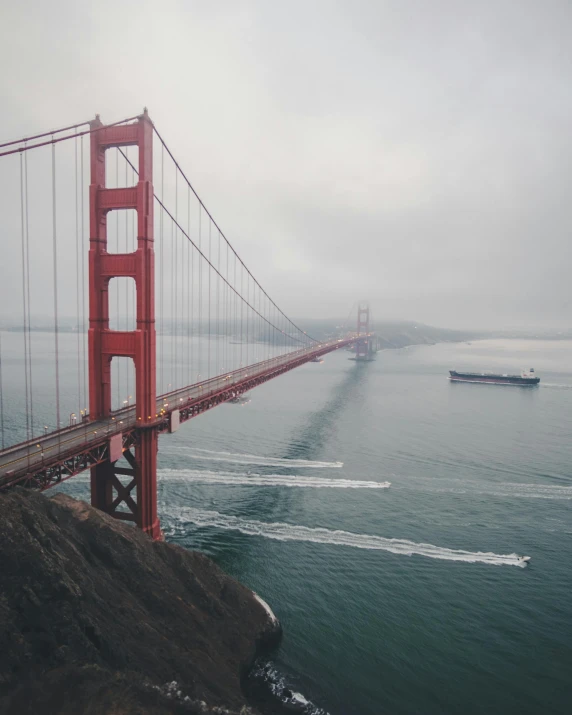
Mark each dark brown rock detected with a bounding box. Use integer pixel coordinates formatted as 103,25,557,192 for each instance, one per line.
0,489,281,714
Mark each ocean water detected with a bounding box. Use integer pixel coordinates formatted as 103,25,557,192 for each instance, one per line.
35,338,572,713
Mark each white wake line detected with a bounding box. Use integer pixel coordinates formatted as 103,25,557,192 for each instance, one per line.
398,478,572,500
158,468,389,489
171,447,343,469
540,383,572,390
167,507,529,567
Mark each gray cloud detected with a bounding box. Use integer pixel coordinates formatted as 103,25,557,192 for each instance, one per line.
1,0,571,329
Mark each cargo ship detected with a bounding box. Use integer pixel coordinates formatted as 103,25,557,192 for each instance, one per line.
449,368,540,386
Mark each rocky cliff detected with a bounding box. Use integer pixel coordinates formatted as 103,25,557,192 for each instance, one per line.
0,489,282,714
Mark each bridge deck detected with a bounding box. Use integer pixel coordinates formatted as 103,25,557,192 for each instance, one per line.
0,337,357,490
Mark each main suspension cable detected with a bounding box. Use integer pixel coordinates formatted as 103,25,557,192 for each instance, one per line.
151,125,317,345
0,118,92,149
0,115,141,158
117,148,313,347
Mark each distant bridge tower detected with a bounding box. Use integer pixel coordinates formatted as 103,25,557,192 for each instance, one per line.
88,110,161,539
355,302,370,361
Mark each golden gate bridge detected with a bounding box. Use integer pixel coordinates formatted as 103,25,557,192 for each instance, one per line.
0,110,373,539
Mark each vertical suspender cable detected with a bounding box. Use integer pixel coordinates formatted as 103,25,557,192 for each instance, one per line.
190,189,195,385
170,207,175,391
226,241,229,373
131,161,136,398
115,152,120,408
0,330,4,449
80,136,87,415
125,149,130,400
198,206,202,380
160,144,164,395
19,153,30,441
233,253,237,369
240,267,244,367
24,152,33,436
75,132,82,415
187,185,191,386
217,229,221,376
52,143,61,434
208,220,211,378
174,167,178,389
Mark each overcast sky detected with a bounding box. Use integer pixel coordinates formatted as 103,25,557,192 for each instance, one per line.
1,0,571,330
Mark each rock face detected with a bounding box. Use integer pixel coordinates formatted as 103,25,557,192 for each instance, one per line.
0,489,281,714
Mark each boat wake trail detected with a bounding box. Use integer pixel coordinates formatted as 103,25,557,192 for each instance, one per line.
165,507,529,567
540,383,572,390
158,469,388,489
174,447,343,469
399,477,572,500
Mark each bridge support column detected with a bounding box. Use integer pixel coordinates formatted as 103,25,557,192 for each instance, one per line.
88,110,161,539
356,302,370,360
136,429,160,538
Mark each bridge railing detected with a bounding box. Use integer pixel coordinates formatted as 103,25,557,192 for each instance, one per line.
0,336,352,486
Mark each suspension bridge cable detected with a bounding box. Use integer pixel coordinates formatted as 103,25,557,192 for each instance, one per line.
341,302,357,332
170,201,175,391
160,144,165,394
51,143,61,433
246,272,250,367
24,151,34,437
190,187,193,385
0,115,141,158
0,330,4,449
115,154,120,409
208,220,212,379
151,126,318,345
116,147,314,348
174,167,178,388
80,135,87,414
75,132,82,415
240,266,244,367
198,205,202,380
125,148,131,403
188,184,193,386
19,153,30,441
217,229,221,375
233,253,237,362
0,118,92,149
226,240,230,370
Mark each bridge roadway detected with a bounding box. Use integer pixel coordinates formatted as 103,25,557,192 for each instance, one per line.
0,336,359,490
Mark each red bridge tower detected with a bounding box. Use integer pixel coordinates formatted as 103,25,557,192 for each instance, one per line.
88,111,161,539
355,302,370,361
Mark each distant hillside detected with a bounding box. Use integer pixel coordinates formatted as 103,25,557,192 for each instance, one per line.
297,318,484,347
374,321,483,349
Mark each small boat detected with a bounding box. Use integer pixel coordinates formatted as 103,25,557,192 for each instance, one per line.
310,357,323,363
449,368,540,386
228,393,251,405
520,556,531,564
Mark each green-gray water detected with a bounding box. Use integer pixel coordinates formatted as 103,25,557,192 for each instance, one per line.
52,338,572,713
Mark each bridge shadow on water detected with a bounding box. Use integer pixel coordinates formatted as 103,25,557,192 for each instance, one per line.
280,361,370,464
199,361,373,568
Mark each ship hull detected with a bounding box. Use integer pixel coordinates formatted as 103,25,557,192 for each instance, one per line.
449,371,540,386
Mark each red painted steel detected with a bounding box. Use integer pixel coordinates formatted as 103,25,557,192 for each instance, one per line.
356,303,370,360
88,110,160,539
0,110,378,539
0,338,356,492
